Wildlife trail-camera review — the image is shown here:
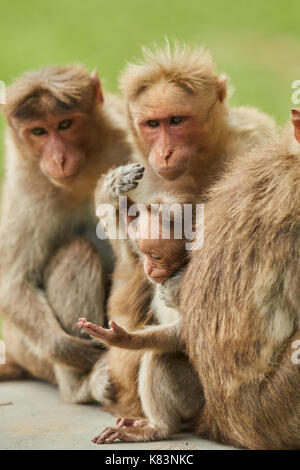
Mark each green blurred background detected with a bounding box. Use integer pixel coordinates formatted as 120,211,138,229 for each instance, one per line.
1,0,300,148
0,0,299,335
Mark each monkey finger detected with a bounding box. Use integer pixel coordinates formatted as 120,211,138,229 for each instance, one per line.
92,427,109,443
122,163,144,175
107,432,121,444
124,168,144,182
80,325,112,340
93,427,118,444
109,320,125,334
120,181,139,192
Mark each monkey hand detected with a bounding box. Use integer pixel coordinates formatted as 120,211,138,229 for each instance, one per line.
104,163,145,200
76,318,132,348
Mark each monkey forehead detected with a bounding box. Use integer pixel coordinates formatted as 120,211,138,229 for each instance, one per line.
130,81,197,121
17,112,88,130
137,236,185,256
137,237,169,252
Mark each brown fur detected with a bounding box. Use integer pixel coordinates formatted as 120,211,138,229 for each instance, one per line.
0,65,132,403
181,122,300,449
103,42,276,417
77,195,202,443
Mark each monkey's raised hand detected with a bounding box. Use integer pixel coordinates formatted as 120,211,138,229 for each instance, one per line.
95,163,145,207
76,318,131,348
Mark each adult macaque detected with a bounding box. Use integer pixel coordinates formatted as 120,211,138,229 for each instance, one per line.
178,110,300,449
99,42,277,416
120,42,276,193
0,65,132,403
78,186,202,443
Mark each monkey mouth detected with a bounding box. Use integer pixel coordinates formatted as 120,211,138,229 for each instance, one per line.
156,164,188,181
51,171,81,185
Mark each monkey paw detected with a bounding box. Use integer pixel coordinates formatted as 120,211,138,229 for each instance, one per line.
92,424,159,444
109,163,145,197
76,318,131,347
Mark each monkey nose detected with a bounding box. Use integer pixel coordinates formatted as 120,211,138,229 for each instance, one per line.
162,150,173,161
54,153,66,168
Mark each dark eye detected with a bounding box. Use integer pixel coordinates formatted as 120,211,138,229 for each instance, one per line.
146,120,160,128
31,128,47,136
150,253,162,261
170,116,184,125
59,119,72,130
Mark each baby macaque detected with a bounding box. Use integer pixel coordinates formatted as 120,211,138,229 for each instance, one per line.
100,41,277,418
78,165,202,443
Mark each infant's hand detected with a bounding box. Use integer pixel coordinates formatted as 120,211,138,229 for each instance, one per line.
108,163,145,198
76,318,131,347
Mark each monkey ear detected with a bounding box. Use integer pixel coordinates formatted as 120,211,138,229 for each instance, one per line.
291,109,300,144
90,70,104,104
216,74,228,103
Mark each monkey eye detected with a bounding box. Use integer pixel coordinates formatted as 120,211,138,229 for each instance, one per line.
31,127,47,136
170,116,184,125
150,253,162,261
146,119,160,128
58,119,72,130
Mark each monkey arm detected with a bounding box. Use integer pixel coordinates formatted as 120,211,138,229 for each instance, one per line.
77,318,183,353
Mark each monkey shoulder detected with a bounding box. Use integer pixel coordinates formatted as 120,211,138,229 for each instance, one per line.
227,107,277,153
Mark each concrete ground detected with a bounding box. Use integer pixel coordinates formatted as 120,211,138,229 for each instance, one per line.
0,380,236,450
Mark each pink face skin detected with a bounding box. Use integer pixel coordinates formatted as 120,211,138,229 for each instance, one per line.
131,81,216,181
10,70,104,187
17,112,89,185
137,237,186,284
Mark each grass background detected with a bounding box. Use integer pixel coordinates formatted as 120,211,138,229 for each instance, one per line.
0,0,299,336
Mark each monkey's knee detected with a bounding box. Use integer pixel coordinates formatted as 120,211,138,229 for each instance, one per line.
45,238,106,336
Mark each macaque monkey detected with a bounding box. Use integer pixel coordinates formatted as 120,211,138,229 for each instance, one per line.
97,42,277,417
176,109,300,449
0,65,132,403
120,42,276,193
78,182,202,443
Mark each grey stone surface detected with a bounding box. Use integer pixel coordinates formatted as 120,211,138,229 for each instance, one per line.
0,380,236,450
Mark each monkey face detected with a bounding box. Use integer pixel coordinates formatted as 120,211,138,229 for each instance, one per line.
5,68,104,188
137,237,186,284
129,81,220,181
16,112,90,185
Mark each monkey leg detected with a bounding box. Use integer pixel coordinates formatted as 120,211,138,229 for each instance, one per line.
2,318,55,383
93,351,203,444
44,238,115,403
53,352,114,405
45,237,107,337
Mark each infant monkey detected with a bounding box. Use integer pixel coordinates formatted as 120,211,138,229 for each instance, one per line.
77,164,202,443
